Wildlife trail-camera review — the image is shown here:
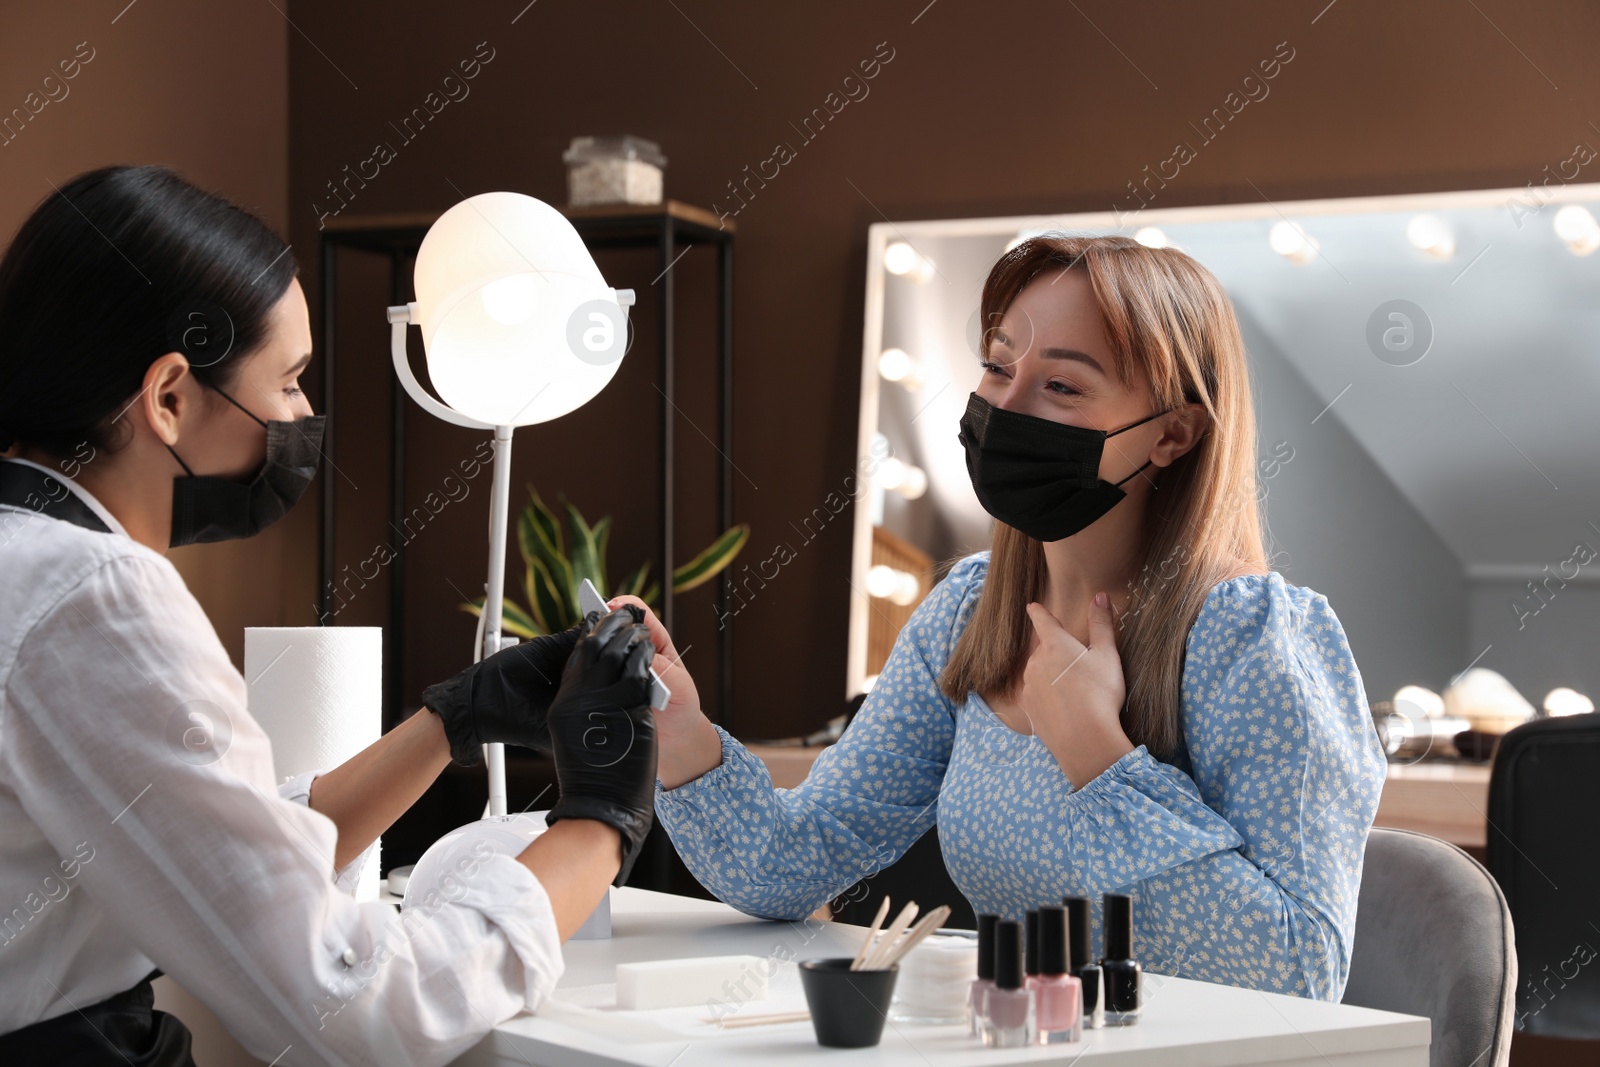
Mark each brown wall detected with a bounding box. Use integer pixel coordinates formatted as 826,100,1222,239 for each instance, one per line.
1,0,296,666
286,0,1600,740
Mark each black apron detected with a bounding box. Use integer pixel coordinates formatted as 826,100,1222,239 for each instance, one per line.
0,460,198,1066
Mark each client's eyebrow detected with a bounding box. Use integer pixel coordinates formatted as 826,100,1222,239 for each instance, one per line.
1040,347,1106,375
286,352,313,376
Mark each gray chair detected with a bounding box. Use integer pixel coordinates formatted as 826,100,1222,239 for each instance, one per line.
1342,827,1517,1067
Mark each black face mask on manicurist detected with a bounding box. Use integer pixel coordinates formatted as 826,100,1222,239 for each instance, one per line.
958,392,1168,543
165,383,325,548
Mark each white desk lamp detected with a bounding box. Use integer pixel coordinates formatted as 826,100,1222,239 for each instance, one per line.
388,191,634,816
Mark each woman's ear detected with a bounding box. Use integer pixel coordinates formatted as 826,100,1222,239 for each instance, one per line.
1151,402,1210,467
140,353,195,448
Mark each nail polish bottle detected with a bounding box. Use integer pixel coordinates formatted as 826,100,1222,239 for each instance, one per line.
967,913,998,1037
1024,909,1040,984
982,920,1036,1048
1064,896,1104,1029
1029,905,1082,1044
1101,893,1142,1026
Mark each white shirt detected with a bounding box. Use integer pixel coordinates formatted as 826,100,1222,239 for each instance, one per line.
0,460,564,1065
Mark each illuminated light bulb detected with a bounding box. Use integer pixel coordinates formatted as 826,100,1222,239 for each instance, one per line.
867,564,900,599
1269,220,1318,264
1405,214,1455,260
1544,687,1594,717
884,241,919,275
889,570,921,606
877,456,908,491
909,255,937,284
479,272,542,325
1134,226,1169,249
413,191,625,427
1393,685,1445,719
898,465,928,499
878,347,914,382
1554,205,1600,255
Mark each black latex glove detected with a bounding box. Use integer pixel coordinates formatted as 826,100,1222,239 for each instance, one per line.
421,621,588,767
545,606,659,886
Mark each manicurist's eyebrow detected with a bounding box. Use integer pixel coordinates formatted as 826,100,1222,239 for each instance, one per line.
286,352,313,376
1039,347,1106,375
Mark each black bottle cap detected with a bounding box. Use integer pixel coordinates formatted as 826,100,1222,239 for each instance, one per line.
1024,909,1040,976
1038,905,1070,975
1063,896,1091,969
995,920,1025,990
976,913,999,981
1103,893,1134,961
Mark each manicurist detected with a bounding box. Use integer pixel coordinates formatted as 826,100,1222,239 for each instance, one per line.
0,165,660,1066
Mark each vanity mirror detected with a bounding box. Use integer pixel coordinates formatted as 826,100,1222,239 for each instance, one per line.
847,185,1600,730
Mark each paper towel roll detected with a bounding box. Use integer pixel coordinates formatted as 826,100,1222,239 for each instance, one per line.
246,626,383,900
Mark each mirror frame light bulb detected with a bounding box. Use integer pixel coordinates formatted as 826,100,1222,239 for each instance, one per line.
878,347,915,383
1134,226,1169,249
1269,220,1317,264
867,564,900,599
884,241,920,275
1544,687,1594,717
1554,205,1600,255
1405,214,1455,260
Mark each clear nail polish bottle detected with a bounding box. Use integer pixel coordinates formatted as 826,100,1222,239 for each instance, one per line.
982,920,1036,1048
1101,893,1142,1026
1029,905,1082,1043
1064,895,1104,1029
967,913,998,1037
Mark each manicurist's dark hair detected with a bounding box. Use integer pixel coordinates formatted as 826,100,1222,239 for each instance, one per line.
0,164,298,455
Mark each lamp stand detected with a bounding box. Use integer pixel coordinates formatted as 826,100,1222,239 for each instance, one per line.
480,424,514,817
388,303,511,815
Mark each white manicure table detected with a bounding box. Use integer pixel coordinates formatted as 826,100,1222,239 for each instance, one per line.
446,887,1429,1066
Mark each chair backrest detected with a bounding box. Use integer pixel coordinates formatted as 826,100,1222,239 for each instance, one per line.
1342,827,1516,1067
1488,712,1600,1039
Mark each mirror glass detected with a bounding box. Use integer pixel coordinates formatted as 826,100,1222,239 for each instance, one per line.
847,186,1600,742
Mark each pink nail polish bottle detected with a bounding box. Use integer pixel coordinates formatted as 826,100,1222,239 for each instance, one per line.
982,920,1036,1048
1028,905,1082,1043
967,913,998,1036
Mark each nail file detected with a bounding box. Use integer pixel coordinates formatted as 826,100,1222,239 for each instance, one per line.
615,954,769,1011
578,578,671,711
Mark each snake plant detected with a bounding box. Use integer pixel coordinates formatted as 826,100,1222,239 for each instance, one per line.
462,485,750,638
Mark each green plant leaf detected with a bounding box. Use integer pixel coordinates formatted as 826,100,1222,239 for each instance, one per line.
522,565,549,634
640,579,660,606
526,486,563,559
615,560,651,599
591,515,612,595
528,555,572,632
563,497,603,590
520,487,578,624
673,523,751,593
459,597,542,640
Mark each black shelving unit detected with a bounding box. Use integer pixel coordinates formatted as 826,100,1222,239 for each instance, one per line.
317,200,735,732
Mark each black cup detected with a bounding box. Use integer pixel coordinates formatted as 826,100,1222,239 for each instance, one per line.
798,958,899,1048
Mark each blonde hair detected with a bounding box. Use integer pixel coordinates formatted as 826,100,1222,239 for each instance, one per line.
938,234,1267,761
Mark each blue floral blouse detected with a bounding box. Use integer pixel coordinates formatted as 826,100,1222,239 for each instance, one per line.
654,552,1386,1001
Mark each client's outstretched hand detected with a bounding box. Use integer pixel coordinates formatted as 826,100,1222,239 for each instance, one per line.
606,594,724,791
421,624,583,766
544,606,659,885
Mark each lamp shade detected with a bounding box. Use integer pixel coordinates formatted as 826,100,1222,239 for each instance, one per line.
413,192,628,427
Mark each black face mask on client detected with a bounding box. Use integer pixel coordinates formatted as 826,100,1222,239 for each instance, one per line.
957,392,1168,543
165,383,325,548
